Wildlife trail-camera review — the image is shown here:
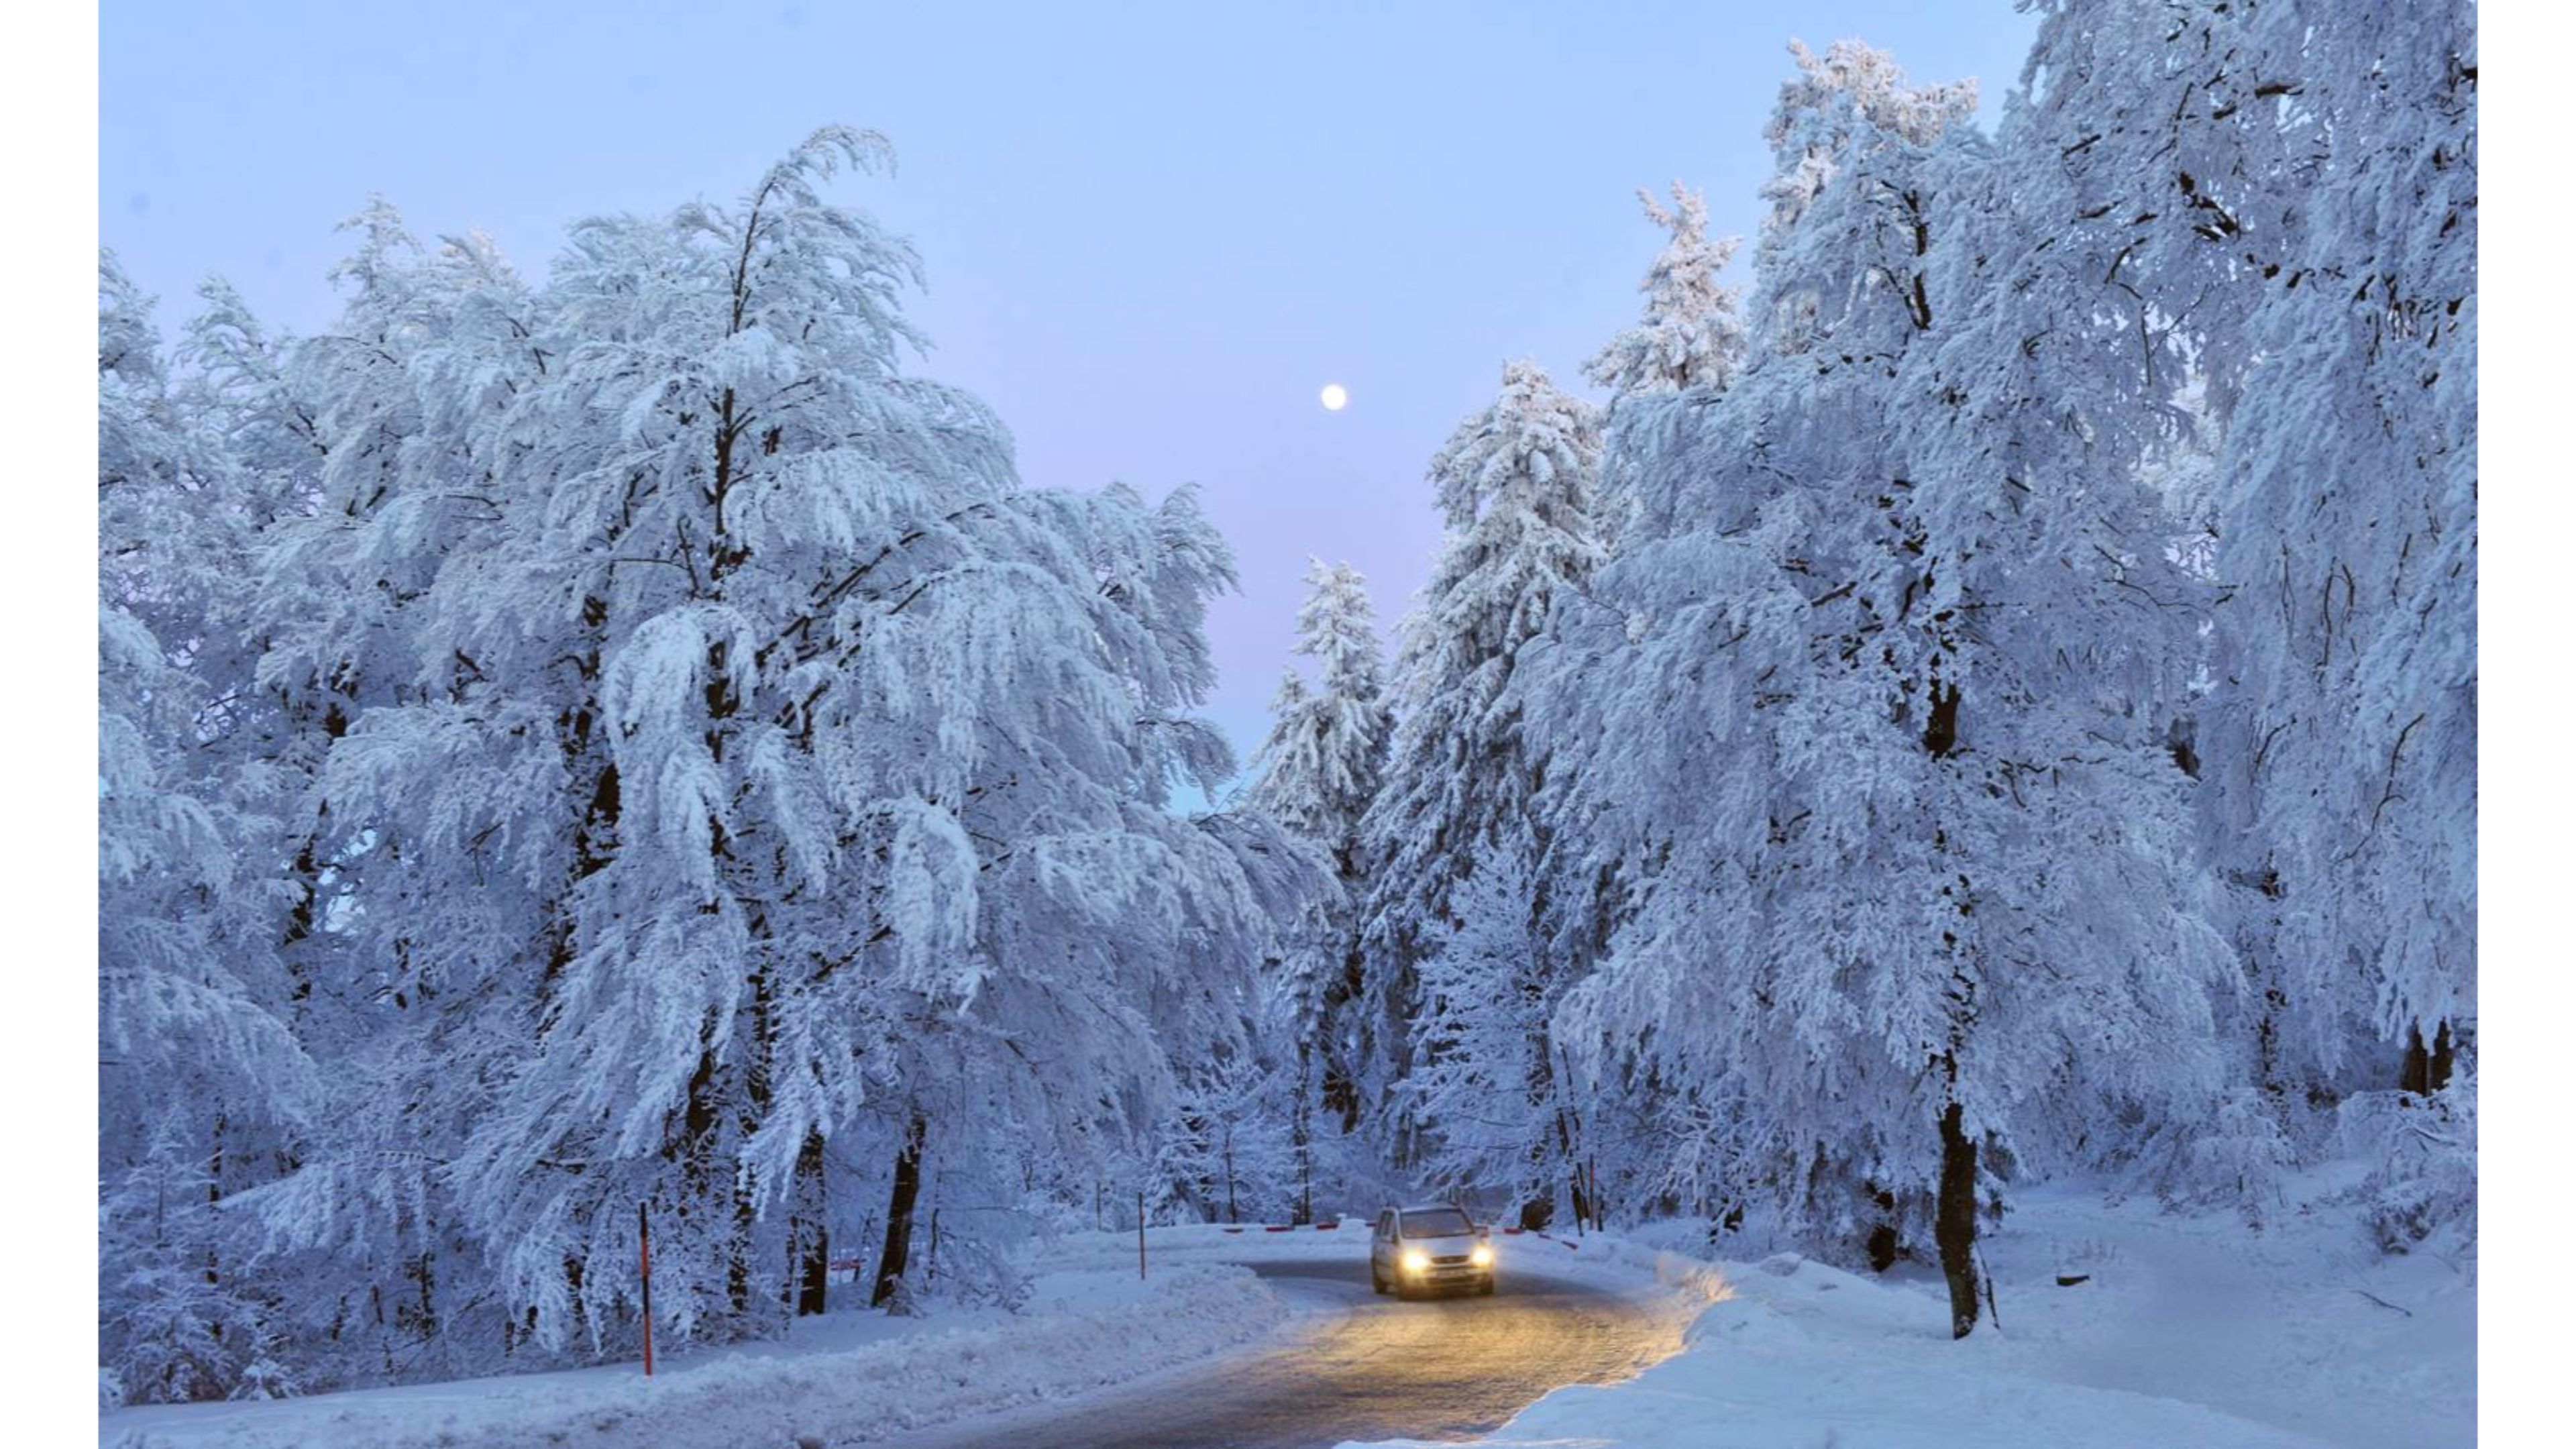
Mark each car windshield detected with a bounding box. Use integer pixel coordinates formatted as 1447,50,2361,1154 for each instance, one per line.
1400,1208,1475,1238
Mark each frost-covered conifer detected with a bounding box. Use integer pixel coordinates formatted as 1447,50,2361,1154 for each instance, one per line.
1586,182,1746,398
1358,359,1600,1225
1246,558,1393,1159
1585,182,1749,549
1249,559,1391,863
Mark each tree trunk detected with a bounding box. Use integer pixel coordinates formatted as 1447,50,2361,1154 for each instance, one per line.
1934,1101,1981,1340
2400,1020,2457,1095
1864,1185,1902,1272
1291,1047,1315,1226
1555,1042,1593,1232
792,1128,830,1316
871,1114,928,1311
206,1112,225,1284
728,959,772,1317
1521,1012,1562,1232
1222,1127,1238,1226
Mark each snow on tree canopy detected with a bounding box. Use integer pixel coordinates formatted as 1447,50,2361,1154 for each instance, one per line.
94,3,2476,1401
1586,182,1748,398
95,130,1326,1399
1355,358,1603,1225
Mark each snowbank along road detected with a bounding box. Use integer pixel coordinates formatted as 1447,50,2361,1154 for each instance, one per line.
885,1255,1685,1449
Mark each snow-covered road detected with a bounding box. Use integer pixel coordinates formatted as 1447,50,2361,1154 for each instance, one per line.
99,1225,1707,1449
884,1256,1682,1449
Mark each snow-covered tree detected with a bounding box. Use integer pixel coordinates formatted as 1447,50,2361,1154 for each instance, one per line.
2195,0,2476,1246
1586,182,1746,398
1248,559,1391,859
1997,0,2478,1239
1524,38,2235,1336
1246,557,1392,1160
254,131,1301,1348
100,131,1326,1396
2200,1,2477,1091
1358,358,1601,1226
1585,182,1748,549
98,254,317,1404
1157,1046,1303,1226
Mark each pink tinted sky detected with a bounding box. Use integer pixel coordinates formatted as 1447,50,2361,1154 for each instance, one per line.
101,0,2036,796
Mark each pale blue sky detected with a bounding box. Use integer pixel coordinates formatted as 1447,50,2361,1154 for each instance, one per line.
100,0,2036,780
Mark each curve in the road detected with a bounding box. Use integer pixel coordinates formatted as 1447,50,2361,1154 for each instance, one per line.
888,1256,1683,1449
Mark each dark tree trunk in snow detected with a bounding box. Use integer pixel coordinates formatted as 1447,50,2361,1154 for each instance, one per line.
1864,1186,1902,1272
1935,1099,1981,1339
871,1114,927,1310
2400,1020,2456,1095
1320,943,1368,1134
1291,1047,1315,1227
792,1128,829,1316
1222,1127,1238,1225
725,958,771,1318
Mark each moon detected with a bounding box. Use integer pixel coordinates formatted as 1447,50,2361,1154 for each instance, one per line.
1319,382,1350,412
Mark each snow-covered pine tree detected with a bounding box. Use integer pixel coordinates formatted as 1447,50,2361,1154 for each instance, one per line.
1586,181,1748,549
1249,559,1392,861
1358,359,1601,1227
1246,557,1392,1176
1586,180,1746,400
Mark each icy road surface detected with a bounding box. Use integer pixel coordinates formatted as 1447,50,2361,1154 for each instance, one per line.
885,1256,1683,1449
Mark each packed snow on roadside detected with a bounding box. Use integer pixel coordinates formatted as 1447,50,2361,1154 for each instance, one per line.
1346,1177,2474,1449
99,1256,1291,1449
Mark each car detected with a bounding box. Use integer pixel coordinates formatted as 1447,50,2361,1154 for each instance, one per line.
1368,1202,1496,1299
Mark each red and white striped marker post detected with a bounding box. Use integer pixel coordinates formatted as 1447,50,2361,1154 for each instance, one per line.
639,1201,655,1378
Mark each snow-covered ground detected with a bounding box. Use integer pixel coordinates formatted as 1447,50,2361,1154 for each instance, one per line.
101,1186,2473,1449
99,1242,1307,1449
94,1218,1437,1449
1349,1177,2475,1449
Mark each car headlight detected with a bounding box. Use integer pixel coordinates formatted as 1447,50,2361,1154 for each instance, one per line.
1470,1244,1493,1267
1401,1249,1430,1273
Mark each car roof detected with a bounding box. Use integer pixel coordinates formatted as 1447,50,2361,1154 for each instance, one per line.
1394,1203,1470,1214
